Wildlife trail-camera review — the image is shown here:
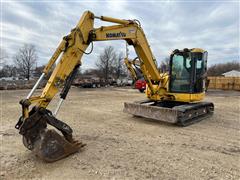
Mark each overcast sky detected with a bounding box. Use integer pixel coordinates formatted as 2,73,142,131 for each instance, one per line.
1,0,239,70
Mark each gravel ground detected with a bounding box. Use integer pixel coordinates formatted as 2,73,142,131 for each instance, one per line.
0,87,239,180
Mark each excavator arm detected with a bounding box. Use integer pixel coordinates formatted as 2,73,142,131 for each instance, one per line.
124,57,142,81
16,11,164,162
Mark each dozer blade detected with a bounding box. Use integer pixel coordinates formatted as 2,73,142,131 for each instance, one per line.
16,107,85,162
123,100,214,126
124,100,179,123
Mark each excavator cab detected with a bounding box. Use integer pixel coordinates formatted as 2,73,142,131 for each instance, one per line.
169,48,207,94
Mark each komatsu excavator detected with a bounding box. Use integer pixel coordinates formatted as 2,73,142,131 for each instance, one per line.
15,11,214,162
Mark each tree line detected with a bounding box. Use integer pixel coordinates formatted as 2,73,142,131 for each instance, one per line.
1,44,239,80
0,44,128,81
207,61,240,76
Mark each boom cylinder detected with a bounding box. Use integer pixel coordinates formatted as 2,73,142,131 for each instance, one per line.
94,15,130,25
27,73,45,99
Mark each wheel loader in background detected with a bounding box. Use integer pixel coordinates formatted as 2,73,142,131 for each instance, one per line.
15,11,214,162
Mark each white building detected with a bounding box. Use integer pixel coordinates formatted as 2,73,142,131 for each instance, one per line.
222,70,240,77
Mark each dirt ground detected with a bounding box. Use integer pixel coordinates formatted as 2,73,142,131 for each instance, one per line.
0,87,240,180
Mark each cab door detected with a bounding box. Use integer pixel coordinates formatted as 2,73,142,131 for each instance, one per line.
169,53,192,93
191,52,207,93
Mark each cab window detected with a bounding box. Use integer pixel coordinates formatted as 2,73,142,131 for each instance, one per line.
170,54,191,92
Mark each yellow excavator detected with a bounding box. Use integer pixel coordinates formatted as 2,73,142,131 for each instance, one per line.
15,11,214,162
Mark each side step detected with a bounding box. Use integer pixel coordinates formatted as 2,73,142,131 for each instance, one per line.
123,100,214,126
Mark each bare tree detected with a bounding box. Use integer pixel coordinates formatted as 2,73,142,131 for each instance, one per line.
14,44,37,80
0,64,17,78
159,57,170,73
113,52,126,79
0,48,8,68
96,46,117,82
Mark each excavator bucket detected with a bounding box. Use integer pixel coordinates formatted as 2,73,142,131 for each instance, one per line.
16,108,85,162
123,100,214,126
30,129,84,162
